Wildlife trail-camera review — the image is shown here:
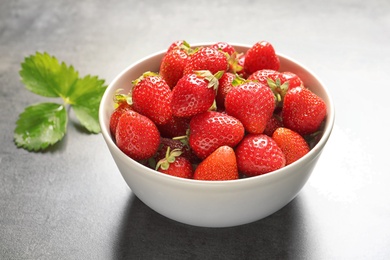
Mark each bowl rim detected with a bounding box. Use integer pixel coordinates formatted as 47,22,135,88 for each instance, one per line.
99,43,335,187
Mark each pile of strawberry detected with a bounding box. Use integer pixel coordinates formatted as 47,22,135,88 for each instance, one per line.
109,40,327,181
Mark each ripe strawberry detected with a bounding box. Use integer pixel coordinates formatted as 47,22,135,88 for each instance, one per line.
210,42,236,55
171,71,221,117
224,81,275,134
244,41,280,75
160,42,192,89
109,101,132,138
157,116,190,138
189,111,245,159
272,127,310,165
131,72,173,125
156,147,193,179
183,46,229,75
235,134,286,176
115,110,160,161
193,146,239,181
282,86,327,135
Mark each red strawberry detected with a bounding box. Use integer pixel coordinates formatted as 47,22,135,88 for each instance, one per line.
109,101,132,138
224,81,275,134
171,71,221,117
115,110,160,161
216,72,245,109
210,42,236,55
157,116,190,138
160,42,192,89
156,147,193,179
272,127,310,165
183,46,229,75
189,111,245,159
282,86,327,135
131,72,173,125
244,41,280,75
235,134,286,176
193,146,239,181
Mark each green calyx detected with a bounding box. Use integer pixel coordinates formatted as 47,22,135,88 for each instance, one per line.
227,52,244,74
194,70,224,91
267,77,289,107
155,147,183,171
113,88,132,107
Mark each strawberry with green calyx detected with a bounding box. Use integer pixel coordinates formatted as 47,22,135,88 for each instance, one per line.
154,137,200,164
155,147,194,179
189,111,245,160
272,127,310,165
235,134,286,176
224,81,275,134
183,46,229,75
115,110,160,161
244,41,280,75
160,42,194,89
131,71,173,125
171,70,223,117
282,86,327,135
193,146,239,181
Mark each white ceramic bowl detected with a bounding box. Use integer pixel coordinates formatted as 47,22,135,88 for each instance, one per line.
99,43,335,228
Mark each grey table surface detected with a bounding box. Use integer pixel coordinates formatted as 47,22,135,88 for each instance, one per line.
1,0,389,259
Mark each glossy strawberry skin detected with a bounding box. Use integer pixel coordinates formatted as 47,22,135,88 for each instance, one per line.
157,156,193,179
282,86,327,135
115,110,160,161
244,41,280,75
159,47,190,89
131,74,173,125
171,73,216,117
224,81,275,134
235,134,286,176
189,111,245,159
272,127,310,165
193,146,239,181
183,46,229,75
109,102,132,138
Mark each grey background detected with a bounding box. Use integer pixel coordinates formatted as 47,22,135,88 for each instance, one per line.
1,0,389,259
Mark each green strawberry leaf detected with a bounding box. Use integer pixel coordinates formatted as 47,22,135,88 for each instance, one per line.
14,102,68,151
69,75,107,133
20,52,79,98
